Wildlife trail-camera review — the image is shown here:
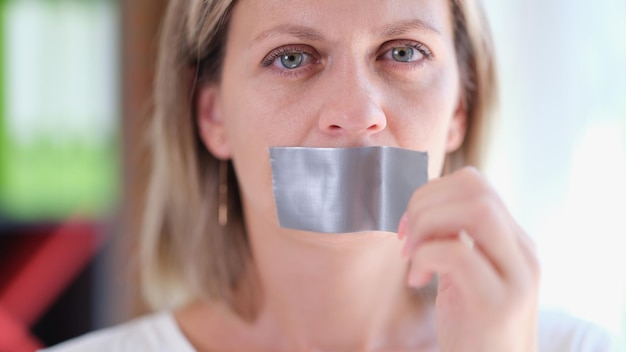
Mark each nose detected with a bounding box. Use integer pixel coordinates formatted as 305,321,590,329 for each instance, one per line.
317,62,387,138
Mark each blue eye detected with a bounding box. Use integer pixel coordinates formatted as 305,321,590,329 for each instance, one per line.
280,53,304,69
379,42,432,64
391,47,416,62
262,46,317,71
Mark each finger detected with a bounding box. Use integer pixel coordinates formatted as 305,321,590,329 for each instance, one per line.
408,238,502,301
405,167,498,221
512,223,540,270
403,197,523,280
400,167,509,242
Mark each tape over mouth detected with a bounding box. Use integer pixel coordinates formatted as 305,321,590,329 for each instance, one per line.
270,146,428,233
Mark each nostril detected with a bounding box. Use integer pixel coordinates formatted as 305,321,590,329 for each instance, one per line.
367,123,387,133
329,125,341,130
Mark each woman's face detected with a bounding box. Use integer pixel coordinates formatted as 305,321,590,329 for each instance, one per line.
199,0,466,230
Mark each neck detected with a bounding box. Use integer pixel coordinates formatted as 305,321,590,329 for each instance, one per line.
244,214,437,351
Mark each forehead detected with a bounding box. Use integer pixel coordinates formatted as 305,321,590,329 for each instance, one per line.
228,0,455,43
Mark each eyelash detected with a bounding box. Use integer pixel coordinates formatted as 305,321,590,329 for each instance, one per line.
261,46,318,67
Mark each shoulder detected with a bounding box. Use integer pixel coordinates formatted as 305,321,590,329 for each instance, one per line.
40,311,195,352
538,308,625,352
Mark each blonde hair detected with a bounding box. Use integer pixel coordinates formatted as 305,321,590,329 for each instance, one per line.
140,0,497,311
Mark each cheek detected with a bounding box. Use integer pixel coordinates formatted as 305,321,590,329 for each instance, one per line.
228,81,316,147
220,82,316,222
385,72,460,178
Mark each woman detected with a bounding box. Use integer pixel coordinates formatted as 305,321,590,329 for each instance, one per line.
46,0,622,351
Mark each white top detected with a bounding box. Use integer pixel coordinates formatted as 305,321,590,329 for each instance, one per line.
42,309,625,351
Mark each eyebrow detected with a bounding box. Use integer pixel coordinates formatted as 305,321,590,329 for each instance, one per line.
251,24,326,47
250,18,442,48
379,19,442,37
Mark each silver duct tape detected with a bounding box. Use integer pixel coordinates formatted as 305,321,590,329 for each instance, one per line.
270,146,428,233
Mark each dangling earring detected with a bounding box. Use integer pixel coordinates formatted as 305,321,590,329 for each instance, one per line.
218,160,228,226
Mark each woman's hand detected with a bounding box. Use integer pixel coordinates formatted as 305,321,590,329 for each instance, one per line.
398,167,540,352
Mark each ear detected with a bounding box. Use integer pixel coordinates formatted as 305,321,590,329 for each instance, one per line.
197,85,231,160
445,94,468,153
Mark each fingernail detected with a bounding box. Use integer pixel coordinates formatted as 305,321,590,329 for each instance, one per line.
397,213,408,240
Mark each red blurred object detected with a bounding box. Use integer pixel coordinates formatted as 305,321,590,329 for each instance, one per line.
0,222,105,351
0,304,42,352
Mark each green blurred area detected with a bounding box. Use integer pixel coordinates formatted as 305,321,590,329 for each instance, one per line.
0,138,119,220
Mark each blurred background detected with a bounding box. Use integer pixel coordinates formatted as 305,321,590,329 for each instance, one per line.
483,0,626,340
0,0,163,350
0,0,624,350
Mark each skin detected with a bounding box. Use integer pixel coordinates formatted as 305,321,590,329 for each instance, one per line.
182,0,540,350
